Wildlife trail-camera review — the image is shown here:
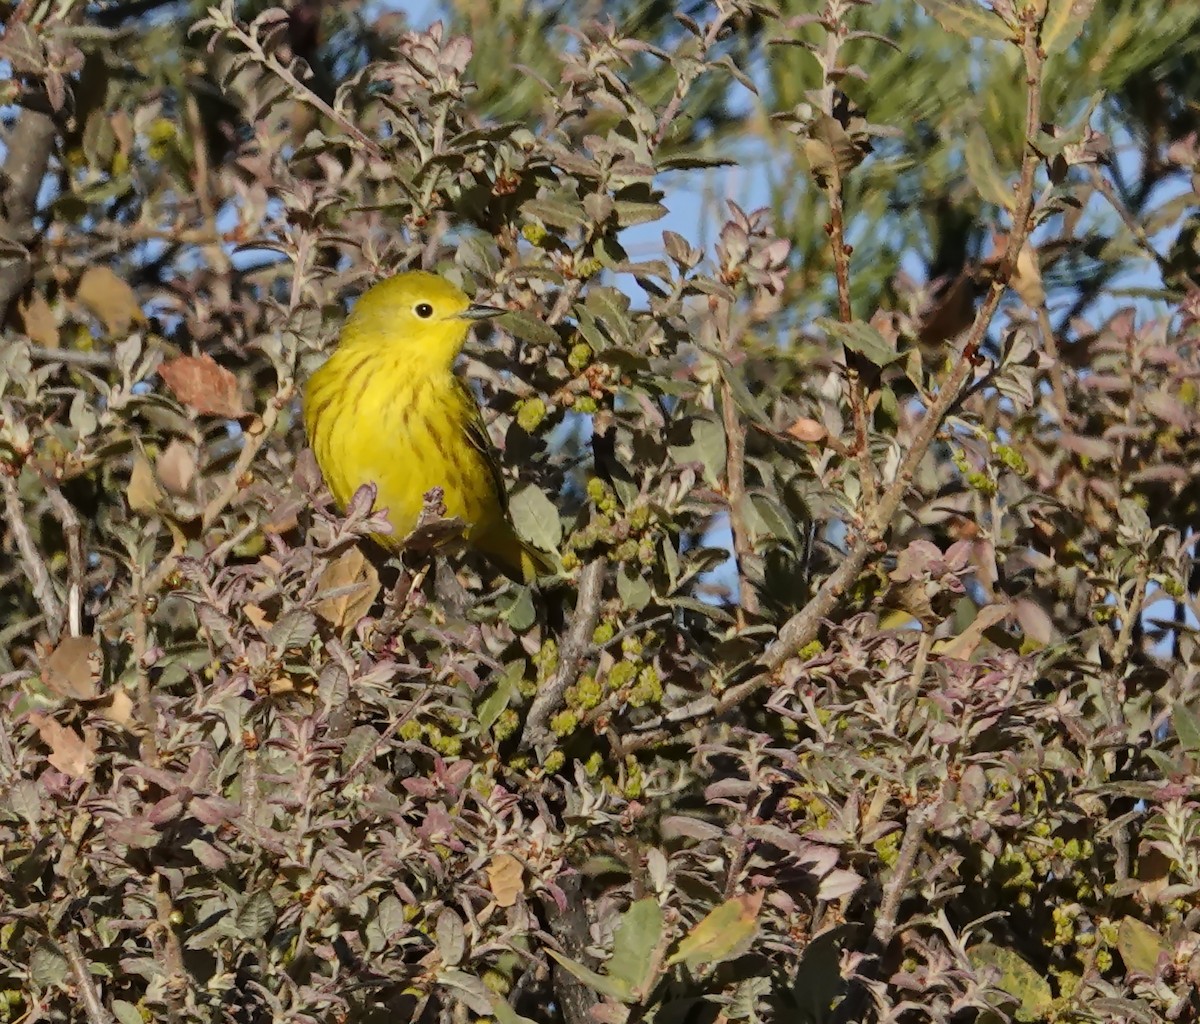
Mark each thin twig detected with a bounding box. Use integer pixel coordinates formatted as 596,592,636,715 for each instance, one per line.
1035,305,1070,422
832,799,937,1024
816,13,877,513
719,304,759,619
2,472,64,640
759,8,1046,675
0,106,57,320
650,11,730,149
61,934,112,1024
131,569,160,769
539,874,597,1024
1088,164,1171,276
151,878,187,1022
231,20,385,162
521,558,605,754
45,482,85,638
26,346,117,369
873,802,934,948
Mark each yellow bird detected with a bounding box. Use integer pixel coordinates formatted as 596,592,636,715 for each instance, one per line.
303,270,550,582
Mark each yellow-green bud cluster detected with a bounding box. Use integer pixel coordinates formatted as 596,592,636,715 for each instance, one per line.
516,397,548,433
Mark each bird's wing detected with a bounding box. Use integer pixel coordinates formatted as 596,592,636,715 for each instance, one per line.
453,376,511,515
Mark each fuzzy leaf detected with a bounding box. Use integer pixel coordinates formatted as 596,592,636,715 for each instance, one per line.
508,483,562,550
1117,916,1171,976
967,943,1053,1021
607,898,664,997
667,891,763,970
914,0,1014,40
1041,0,1096,55
546,950,634,1003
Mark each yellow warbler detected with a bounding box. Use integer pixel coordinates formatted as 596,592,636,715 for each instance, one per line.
303,271,551,582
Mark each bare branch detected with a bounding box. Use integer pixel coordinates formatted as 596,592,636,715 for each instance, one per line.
2,472,64,640
0,107,57,321
521,558,605,754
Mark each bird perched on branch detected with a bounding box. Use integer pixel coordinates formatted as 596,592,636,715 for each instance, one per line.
303,270,552,582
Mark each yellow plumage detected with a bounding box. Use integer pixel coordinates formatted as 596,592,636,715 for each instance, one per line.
303,271,549,582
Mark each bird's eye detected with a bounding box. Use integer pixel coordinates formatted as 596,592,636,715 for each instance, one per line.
414,302,434,319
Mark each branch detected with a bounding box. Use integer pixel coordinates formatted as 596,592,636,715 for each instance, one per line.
832,800,937,1024
719,308,759,619
2,471,64,640
539,874,598,1024
520,558,605,754
61,934,112,1024
0,106,57,322
1088,164,1171,277
45,481,84,638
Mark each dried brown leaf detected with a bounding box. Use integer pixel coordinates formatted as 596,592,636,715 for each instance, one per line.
1013,243,1045,308
128,453,164,514
157,439,197,497
29,713,96,778
314,547,381,631
487,853,523,908
101,689,135,728
75,266,144,336
18,290,58,348
159,355,246,418
243,603,273,632
42,636,102,701
786,417,827,443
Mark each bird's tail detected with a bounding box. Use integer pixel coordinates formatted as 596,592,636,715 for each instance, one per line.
476,523,560,584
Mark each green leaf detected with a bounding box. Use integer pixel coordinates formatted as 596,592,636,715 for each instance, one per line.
267,609,317,652
500,585,536,631
112,1001,144,1024
477,660,525,732
656,154,736,172
613,199,668,227
456,235,501,278
967,943,1053,1022
584,286,635,348
488,994,540,1024
617,563,652,611
914,0,1014,40
29,944,69,988
508,483,562,550
966,125,1016,211
522,194,588,230
1084,998,1161,1024
501,309,560,348
815,317,902,368
1117,916,1171,976
436,909,465,967
667,891,763,970
1041,0,1095,55
1175,701,1200,754
669,416,726,486
547,949,634,1002
237,890,276,940
437,970,494,1015
721,362,774,428
607,898,665,998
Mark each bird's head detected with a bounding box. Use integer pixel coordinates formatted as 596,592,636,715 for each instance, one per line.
340,270,504,371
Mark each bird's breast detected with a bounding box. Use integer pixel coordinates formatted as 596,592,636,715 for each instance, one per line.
307,352,501,545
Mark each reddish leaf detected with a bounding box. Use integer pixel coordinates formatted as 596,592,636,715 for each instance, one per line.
41,636,102,701
159,355,246,418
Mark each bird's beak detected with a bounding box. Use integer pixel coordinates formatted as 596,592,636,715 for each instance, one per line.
459,303,506,321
